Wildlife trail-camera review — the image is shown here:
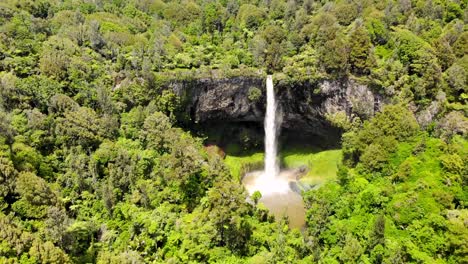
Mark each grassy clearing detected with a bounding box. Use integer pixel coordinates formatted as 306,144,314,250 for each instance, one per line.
224,146,342,185
282,149,342,185
224,153,264,180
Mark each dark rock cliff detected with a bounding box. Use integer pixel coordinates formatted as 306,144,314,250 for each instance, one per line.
167,76,383,149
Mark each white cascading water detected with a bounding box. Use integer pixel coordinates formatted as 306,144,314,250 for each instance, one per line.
242,75,304,227
264,75,279,179
242,75,305,228
249,75,288,194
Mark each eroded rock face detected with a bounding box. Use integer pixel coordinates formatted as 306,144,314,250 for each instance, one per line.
167,77,383,146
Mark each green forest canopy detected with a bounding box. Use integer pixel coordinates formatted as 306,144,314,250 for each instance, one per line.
0,0,467,263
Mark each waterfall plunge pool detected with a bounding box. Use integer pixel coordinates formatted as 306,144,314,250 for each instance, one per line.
242,169,308,229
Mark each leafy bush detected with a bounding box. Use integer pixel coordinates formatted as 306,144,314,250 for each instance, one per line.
247,86,262,102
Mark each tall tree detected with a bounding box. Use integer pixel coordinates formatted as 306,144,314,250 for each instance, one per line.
348,24,375,75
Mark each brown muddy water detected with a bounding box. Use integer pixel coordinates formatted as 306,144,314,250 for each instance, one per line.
242,169,308,229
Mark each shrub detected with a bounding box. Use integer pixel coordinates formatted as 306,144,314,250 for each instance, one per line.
247,87,262,102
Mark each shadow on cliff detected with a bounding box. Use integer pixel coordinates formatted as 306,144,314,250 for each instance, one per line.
195,120,342,158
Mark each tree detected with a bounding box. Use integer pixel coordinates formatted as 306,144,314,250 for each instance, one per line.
88,20,105,51
363,104,420,141
368,214,386,250
452,32,468,58
70,10,87,46
336,164,350,186
0,73,20,110
433,38,455,71
108,148,137,196
342,104,419,166
13,171,56,218
28,239,72,264
249,35,267,67
60,148,97,198
435,111,468,141
15,171,55,206
237,4,266,30
348,24,375,75
120,106,147,139
411,50,442,100
366,17,388,45
203,180,251,254
340,234,364,263
317,36,348,75
308,13,348,75
395,29,431,66
161,132,207,210
155,90,181,119
203,2,225,39
39,36,77,80
45,207,71,248
334,2,359,26
0,112,16,150
309,12,339,44
0,213,34,259
140,111,173,152
64,221,99,261
444,63,467,99
444,2,463,22
48,94,80,114
56,107,108,148
16,75,63,111
262,25,287,71
0,156,17,203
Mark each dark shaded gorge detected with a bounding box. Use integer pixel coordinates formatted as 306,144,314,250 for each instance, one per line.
167,76,381,151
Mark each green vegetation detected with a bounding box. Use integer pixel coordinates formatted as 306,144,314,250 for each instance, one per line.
224,152,264,180
247,86,262,102
304,105,467,263
0,0,467,263
282,149,342,185
225,147,342,185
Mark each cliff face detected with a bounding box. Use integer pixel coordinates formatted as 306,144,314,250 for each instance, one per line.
168,77,383,147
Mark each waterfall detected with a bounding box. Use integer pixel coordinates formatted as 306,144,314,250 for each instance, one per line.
264,75,279,179
243,75,288,195
242,75,304,225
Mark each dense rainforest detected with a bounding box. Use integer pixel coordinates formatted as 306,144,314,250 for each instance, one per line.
0,0,467,263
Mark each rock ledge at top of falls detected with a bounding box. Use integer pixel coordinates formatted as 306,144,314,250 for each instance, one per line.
167,76,384,140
